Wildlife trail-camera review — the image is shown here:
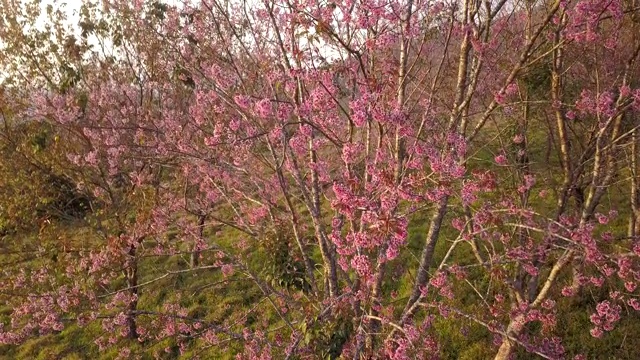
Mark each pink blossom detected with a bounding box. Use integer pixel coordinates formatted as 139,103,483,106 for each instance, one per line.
234,95,251,109
494,91,507,105
624,282,636,292
494,154,508,165
628,298,640,311
341,142,362,164
505,83,519,96
221,264,234,277
562,286,577,297
254,98,272,117
350,255,372,279
595,213,609,224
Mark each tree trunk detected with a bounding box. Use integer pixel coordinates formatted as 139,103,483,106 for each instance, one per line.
190,214,206,268
630,126,640,238
125,244,139,339
402,197,449,321
494,314,526,360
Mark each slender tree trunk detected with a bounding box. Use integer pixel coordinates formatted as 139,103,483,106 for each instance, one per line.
628,21,640,238
631,126,640,238
401,197,449,321
190,214,206,268
125,244,139,339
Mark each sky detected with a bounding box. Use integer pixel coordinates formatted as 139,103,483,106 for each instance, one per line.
35,0,82,28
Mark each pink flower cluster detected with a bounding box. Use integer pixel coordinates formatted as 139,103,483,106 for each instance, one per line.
589,300,621,337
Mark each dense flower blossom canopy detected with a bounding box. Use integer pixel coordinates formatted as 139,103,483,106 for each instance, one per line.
1,0,640,358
